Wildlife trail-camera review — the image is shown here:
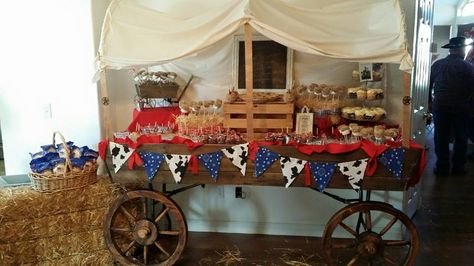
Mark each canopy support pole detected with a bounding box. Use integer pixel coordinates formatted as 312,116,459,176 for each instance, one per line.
244,23,254,140
99,70,114,140
402,73,411,148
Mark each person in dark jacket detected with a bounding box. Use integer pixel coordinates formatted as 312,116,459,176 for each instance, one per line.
429,37,474,175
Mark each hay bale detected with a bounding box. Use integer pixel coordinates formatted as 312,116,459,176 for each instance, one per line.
0,178,122,223
0,177,122,265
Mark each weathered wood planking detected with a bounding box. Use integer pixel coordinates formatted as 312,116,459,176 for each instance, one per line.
107,144,422,191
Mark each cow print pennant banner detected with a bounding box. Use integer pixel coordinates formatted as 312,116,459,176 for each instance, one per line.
222,143,248,176
309,162,337,192
109,142,134,173
378,147,405,179
165,154,191,183
337,158,369,191
280,156,307,188
139,151,165,181
254,147,280,177
198,151,224,182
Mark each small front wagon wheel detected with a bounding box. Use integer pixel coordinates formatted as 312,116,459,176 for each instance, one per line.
323,201,419,266
104,190,187,265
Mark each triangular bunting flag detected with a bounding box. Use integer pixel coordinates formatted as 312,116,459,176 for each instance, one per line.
254,147,280,177
109,142,134,173
198,151,224,181
165,154,191,183
337,158,369,191
378,147,405,179
139,151,165,181
309,162,337,192
280,157,307,188
222,143,248,176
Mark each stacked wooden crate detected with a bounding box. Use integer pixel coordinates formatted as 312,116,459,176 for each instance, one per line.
223,102,294,140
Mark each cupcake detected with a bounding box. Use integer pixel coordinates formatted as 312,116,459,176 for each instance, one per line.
348,88,358,99
344,107,356,119
349,123,359,131
374,125,385,139
374,107,386,120
364,110,376,120
338,125,350,136
367,89,377,100
355,109,365,120
356,89,367,100
375,89,384,99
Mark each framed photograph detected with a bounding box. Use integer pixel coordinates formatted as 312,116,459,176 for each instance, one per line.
233,35,293,92
358,63,373,82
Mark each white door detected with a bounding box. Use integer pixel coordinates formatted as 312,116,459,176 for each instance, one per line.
405,0,434,218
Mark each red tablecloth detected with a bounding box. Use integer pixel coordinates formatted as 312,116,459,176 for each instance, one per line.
127,107,181,132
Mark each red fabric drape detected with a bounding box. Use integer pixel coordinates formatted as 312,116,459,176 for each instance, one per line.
127,107,181,132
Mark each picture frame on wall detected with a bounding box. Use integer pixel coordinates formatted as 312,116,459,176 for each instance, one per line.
358,63,373,82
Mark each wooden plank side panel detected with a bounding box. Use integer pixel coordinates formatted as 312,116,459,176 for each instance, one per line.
224,103,294,114
107,144,422,191
224,118,293,129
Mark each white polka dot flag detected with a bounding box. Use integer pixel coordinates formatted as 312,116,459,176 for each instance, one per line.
139,151,165,181
309,162,337,192
279,156,307,188
254,147,280,177
221,143,249,176
337,158,369,191
165,154,191,184
378,147,405,179
109,142,134,173
197,151,224,181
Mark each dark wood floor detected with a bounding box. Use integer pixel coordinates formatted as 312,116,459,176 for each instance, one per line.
176,136,474,265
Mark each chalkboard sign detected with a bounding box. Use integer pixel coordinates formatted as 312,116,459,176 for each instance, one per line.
235,38,292,90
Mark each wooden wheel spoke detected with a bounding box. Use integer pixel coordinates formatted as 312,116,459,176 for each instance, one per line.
144,245,148,264
331,241,356,249
379,217,398,236
155,241,170,257
382,253,398,265
111,227,131,233
364,210,372,231
142,198,148,219
154,207,170,223
347,254,359,266
384,240,411,246
120,206,137,223
159,230,180,236
124,240,136,255
339,222,358,237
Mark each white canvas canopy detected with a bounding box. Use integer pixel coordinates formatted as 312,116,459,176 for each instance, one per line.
96,0,413,73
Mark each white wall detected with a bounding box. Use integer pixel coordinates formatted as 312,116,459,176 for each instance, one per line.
434,2,457,25
433,26,451,61
88,0,412,237
0,1,100,175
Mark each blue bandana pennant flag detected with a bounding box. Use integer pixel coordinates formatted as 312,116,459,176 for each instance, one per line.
309,162,337,192
254,147,280,177
139,151,165,181
198,151,224,181
378,147,405,179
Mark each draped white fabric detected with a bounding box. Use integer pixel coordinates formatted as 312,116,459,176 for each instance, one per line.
97,0,413,72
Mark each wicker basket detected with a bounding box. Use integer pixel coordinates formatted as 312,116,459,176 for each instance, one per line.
28,132,98,193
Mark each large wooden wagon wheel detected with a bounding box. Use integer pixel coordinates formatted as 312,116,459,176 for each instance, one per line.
322,201,419,266
104,190,187,265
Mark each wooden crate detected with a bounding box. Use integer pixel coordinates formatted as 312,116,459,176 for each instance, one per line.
135,84,179,99
223,102,294,139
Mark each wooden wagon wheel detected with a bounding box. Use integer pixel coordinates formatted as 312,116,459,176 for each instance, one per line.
322,201,419,266
104,190,187,265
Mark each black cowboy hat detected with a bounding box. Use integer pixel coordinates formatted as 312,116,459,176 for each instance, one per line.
441,36,472,49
